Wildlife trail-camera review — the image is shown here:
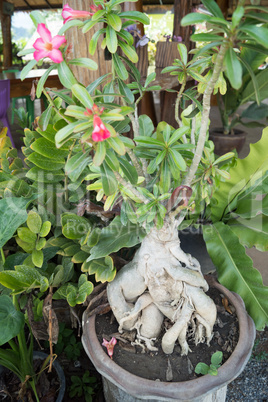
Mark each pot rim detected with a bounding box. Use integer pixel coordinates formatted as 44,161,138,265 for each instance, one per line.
82,278,255,401
209,128,246,137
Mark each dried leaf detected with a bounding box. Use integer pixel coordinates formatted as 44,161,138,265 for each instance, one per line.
222,297,233,314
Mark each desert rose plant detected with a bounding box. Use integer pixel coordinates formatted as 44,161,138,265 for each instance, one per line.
14,0,268,356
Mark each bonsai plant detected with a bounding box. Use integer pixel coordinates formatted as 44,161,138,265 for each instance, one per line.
0,0,267,399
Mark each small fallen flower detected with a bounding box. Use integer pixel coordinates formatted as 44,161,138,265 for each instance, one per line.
102,337,117,359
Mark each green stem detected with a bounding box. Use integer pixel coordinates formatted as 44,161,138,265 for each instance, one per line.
42,88,69,123
114,172,149,204
1,247,5,264
175,80,186,127
183,41,229,188
64,139,76,203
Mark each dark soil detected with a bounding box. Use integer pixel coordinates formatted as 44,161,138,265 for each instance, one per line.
0,357,61,401
95,287,239,383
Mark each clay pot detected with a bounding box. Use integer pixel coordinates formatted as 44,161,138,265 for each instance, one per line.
209,128,246,156
82,279,255,402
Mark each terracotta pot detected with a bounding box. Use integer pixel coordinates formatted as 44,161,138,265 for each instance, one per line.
209,128,246,156
82,279,255,402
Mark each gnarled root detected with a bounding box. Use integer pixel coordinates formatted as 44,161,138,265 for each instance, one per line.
107,222,217,356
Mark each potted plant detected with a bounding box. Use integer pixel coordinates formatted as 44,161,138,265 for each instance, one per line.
3,0,267,400
206,32,268,154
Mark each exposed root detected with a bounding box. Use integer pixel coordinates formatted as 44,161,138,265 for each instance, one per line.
107,221,217,356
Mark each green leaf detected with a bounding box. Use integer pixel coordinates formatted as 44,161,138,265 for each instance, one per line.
58,19,84,34
190,33,222,42
62,213,91,240
119,11,150,25
211,351,223,366
232,5,244,27
20,59,38,81
65,151,91,180
72,84,94,109
118,157,138,184
39,106,53,131
86,73,110,94
36,65,56,98
89,28,106,55
105,149,119,171
118,79,135,104
85,256,116,282
57,61,78,89
32,249,44,268
0,295,25,345
106,136,126,155
27,152,65,171
69,57,98,70
36,237,46,250
203,222,268,330
240,24,268,49
107,13,122,31
17,227,37,244
0,197,34,249
88,216,146,260
93,142,106,166
228,216,268,252
202,0,225,19
118,41,138,63
100,163,118,196
31,137,69,159
169,149,186,171
113,53,129,80
208,366,218,376
239,57,260,105
144,72,156,89
106,25,118,53
195,362,209,375
27,211,42,234
168,126,189,146
211,128,268,221
181,12,212,26
26,167,64,184
224,47,243,89
55,121,79,147
138,115,154,137
177,43,188,65
0,265,49,293
242,68,268,103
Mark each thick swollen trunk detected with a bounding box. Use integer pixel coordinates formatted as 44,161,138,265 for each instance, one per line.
107,220,217,355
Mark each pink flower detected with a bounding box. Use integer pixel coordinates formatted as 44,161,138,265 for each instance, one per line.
102,337,117,359
62,3,94,24
33,24,66,63
92,115,111,142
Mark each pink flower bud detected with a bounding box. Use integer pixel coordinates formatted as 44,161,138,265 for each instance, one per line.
102,337,117,359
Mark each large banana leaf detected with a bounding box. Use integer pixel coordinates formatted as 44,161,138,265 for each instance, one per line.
203,222,268,330
241,68,268,104
228,215,268,252
210,128,268,221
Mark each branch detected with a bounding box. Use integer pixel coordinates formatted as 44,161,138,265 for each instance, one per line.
175,80,186,128
183,41,229,187
114,172,149,204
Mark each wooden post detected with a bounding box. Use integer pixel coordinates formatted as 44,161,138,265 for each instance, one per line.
62,0,112,87
173,0,193,50
0,0,13,68
217,0,229,17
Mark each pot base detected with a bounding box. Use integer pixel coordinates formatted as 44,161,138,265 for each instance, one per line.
82,279,255,402
102,376,227,402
